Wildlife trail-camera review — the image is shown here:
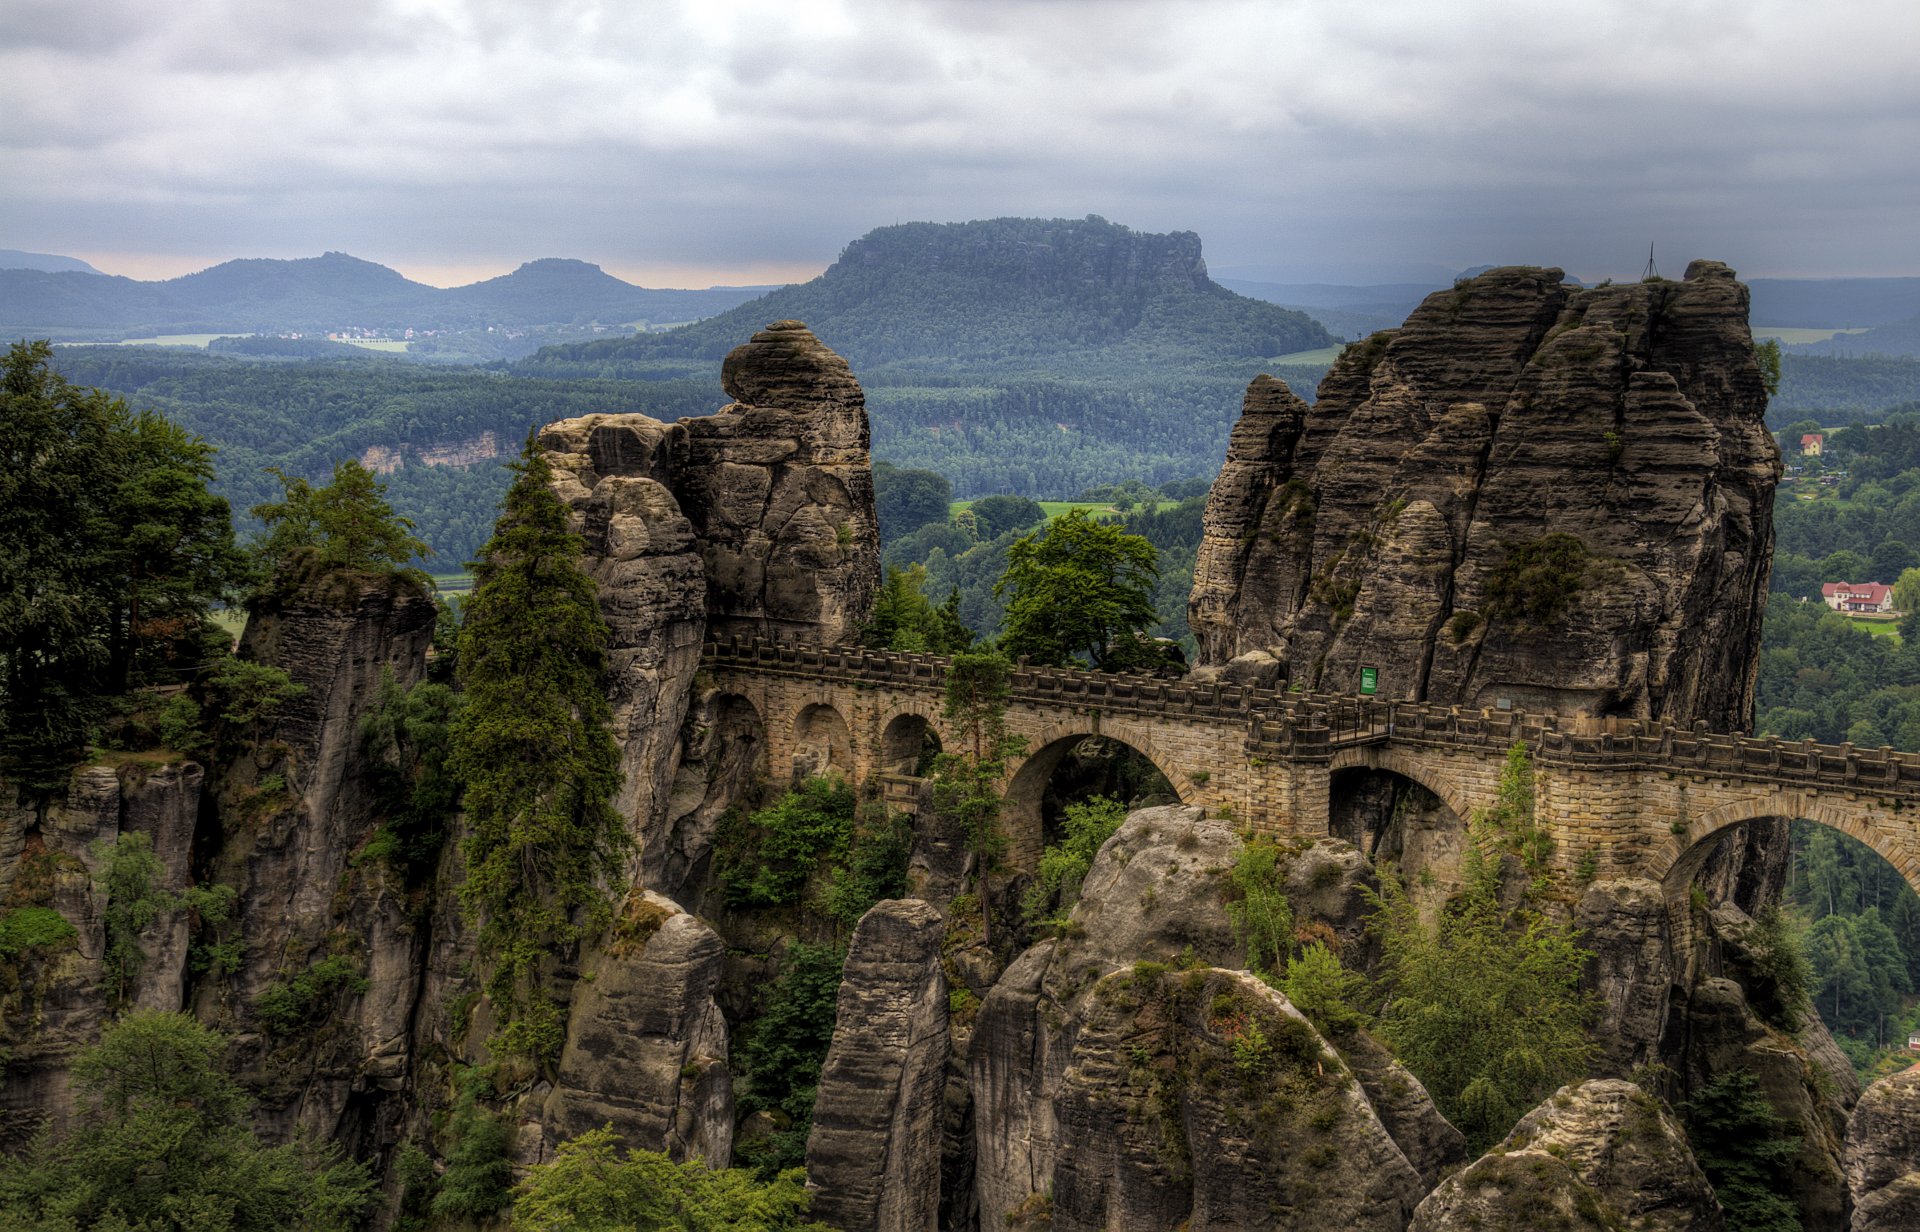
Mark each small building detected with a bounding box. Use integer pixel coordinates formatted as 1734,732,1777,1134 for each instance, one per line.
1823,581,1894,614
1909,1030,1920,1054
1801,433,1825,456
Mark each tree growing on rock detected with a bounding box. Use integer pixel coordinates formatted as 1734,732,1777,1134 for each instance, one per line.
449,436,627,1064
251,458,429,590
996,509,1164,670
931,651,1024,945
0,340,250,797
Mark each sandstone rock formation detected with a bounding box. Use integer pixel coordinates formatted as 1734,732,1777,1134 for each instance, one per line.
542,891,734,1167
1190,262,1779,732
1847,1065,1920,1232
806,899,949,1232
539,320,880,893
1411,1079,1721,1232
972,806,1457,1230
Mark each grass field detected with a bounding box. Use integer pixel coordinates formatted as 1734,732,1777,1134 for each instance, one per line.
1846,615,1903,641
1751,327,1871,345
344,339,411,352
114,333,240,348
431,572,474,597
949,499,1120,521
1271,344,1347,365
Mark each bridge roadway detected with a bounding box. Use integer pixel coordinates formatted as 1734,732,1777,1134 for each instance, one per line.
701,636,1920,899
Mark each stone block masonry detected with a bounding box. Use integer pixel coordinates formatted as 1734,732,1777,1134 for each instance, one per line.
706,637,1920,899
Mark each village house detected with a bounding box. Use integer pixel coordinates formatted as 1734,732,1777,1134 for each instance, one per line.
1801,432,1825,456
1823,581,1895,614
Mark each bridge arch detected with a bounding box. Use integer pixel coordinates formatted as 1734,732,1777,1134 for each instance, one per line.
1001,719,1198,867
880,708,944,777
1326,747,1478,826
1650,788,1920,900
791,701,853,779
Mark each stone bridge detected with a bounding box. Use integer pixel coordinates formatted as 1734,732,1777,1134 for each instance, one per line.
702,637,1920,900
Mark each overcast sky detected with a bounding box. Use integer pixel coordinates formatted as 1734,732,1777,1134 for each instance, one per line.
4,0,1916,288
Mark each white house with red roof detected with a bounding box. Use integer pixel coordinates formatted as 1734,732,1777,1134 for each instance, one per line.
1801,433,1824,456
1823,581,1894,613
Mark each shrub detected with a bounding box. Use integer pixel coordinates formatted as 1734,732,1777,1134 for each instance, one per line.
1277,942,1369,1036
433,1067,515,1220
1680,1070,1802,1232
0,906,77,961
733,943,845,1179
1482,533,1597,626
514,1126,830,1230
717,776,858,910
1225,837,1295,975
1022,795,1128,925
253,953,371,1034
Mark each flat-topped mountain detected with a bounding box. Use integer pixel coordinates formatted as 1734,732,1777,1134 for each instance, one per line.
0,251,772,338
527,216,1334,373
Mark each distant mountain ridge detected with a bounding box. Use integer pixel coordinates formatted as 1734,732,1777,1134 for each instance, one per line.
0,249,103,275
0,251,774,339
529,215,1333,372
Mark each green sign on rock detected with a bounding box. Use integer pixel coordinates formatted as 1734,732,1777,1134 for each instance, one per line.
1360,666,1378,695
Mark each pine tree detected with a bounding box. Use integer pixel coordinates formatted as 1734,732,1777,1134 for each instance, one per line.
449,437,627,1064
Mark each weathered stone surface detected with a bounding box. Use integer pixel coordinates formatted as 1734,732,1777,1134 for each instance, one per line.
681,321,881,646
540,413,710,891
806,899,949,1232
973,808,1453,1230
539,322,878,893
542,891,733,1167
1848,1065,1920,1232
1413,1080,1721,1231
1577,879,1675,1077
210,569,437,1140
1050,967,1424,1231
1191,261,1778,732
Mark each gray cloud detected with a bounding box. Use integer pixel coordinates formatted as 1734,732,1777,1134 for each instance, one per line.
2,0,1916,284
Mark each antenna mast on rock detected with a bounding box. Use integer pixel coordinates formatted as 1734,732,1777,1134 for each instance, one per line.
1643,243,1660,281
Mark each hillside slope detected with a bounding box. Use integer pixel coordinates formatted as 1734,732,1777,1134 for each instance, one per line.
0,252,771,338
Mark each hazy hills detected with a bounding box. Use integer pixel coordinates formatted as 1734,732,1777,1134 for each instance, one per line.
0,248,103,276
0,252,774,339
523,216,1334,376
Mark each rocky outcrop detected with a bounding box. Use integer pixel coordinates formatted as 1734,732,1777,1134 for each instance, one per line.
1412,1080,1721,1232
1847,1066,1920,1232
541,412,710,888
1190,261,1779,732
209,569,438,1140
541,891,733,1167
972,807,1454,1230
1051,967,1424,1231
540,320,879,895
806,899,949,1232
0,762,203,1145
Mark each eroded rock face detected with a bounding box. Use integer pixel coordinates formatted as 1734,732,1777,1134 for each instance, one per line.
806,899,949,1232
681,320,881,646
539,321,879,895
1412,1080,1721,1232
1848,1066,1920,1232
1050,967,1424,1231
541,891,733,1167
1190,261,1778,731
972,807,1454,1230
212,570,438,1141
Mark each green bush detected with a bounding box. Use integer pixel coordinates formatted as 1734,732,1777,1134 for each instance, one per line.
0,906,77,961
1277,942,1369,1036
515,1126,830,1230
1022,795,1128,925
433,1067,515,1220
1225,837,1295,975
253,954,371,1035
716,777,858,910
820,800,916,928
733,943,845,1178
1482,533,1597,626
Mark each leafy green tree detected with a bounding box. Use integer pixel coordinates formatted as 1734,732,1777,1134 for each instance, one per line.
1679,1070,1803,1232
431,1067,516,1220
733,942,846,1179
360,673,465,885
861,564,974,654
931,652,1024,945
1022,795,1128,924
969,494,1045,540
449,438,627,1063
1367,870,1598,1152
1893,565,1920,614
1279,942,1370,1036
996,509,1160,670
252,458,429,586
0,1010,374,1230
872,461,953,543
1,341,248,796
1226,837,1296,975
514,1126,830,1231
